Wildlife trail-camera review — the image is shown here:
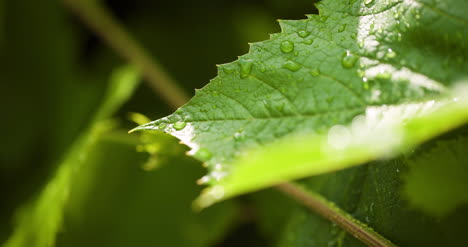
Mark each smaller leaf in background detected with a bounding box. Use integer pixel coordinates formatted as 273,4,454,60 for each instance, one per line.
128,112,186,171
403,136,468,217
3,66,140,247
55,132,239,247
196,84,468,207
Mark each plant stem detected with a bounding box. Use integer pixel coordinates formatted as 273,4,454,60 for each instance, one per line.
63,0,190,108
64,2,397,246
276,183,397,247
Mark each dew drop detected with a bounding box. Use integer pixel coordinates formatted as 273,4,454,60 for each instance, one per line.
282,60,302,71
234,131,245,141
158,123,167,130
223,66,235,74
341,50,359,69
298,30,310,38
338,24,347,32
364,0,374,6
376,70,392,79
280,40,295,53
303,39,313,45
193,148,212,160
358,41,364,48
320,16,329,22
310,68,320,76
173,121,186,130
362,77,369,90
239,58,253,78
385,48,397,59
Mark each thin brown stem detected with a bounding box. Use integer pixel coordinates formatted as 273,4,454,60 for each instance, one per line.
63,0,190,108
277,183,397,247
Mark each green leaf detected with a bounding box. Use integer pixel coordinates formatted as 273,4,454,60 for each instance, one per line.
3,66,140,247
55,131,239,247
403,134,468,217
275,160,468,247
198,90,468,206
135,0,467,206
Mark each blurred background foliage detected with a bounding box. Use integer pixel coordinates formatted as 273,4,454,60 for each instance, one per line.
0,0,317,246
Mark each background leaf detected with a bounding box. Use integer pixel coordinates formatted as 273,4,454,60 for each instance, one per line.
3,66,140,247
403,134,468,217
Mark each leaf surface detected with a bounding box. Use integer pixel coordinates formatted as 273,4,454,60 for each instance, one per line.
135,0,468,206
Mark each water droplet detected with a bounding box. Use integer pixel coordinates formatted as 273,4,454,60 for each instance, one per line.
282,60,302,71
297,30,310,38
362,78,370,90
223,66,235,74
338,24,347,32
341,50,359,69
358,41,364,48
193,148,212,160
364,0,374,6
239,58,253,78
158,123,167,130
376,70,392,79
173,121,186,130
385,48,397,59
310,68,320,76
234,131,245,141
280,40,294,53
303,39,313,45
320,16,329,22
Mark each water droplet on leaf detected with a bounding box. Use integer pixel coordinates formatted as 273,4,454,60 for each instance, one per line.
338,24,347,32
298,30,310,38
282,60,302,71
193,148,212,160
376,70,392,79
280,40,294,53
223,66,235,74
341,50,358,69
364,0,374,6
158,123,167,130
173,121,186,130
385,48,397,59
239,58,253,78
310,68,320,76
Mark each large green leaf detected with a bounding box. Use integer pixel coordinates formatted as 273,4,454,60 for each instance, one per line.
134,0,467,205
198,91,468,206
